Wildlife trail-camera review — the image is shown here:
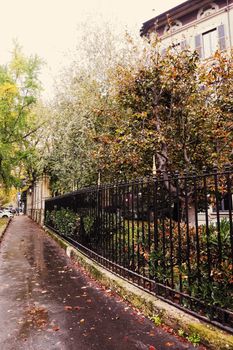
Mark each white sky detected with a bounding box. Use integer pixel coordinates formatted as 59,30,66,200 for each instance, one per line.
0,0,183,99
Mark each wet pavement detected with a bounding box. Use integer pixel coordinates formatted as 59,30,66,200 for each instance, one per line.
0,216,198,350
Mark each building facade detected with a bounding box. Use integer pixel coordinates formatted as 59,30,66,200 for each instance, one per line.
26,175,50,225
141,0,233,58
141,0,233,224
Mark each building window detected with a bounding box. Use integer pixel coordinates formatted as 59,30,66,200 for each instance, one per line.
161,40,187,57
213,194,232,212
202,28,218,58
221,195,230,211
195,24,226,59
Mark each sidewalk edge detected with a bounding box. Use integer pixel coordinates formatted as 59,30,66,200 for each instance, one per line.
44,226,233,350
0,218,12,245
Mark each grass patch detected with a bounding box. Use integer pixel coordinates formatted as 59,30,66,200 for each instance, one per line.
0,217,8,228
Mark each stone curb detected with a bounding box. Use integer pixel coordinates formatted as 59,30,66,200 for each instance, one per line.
43,226,233,350
0,218,12,244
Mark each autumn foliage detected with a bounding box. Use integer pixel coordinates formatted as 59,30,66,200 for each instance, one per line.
43,31,233,192
94,41,233,182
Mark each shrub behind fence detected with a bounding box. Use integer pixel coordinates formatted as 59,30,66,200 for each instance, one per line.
45,167,233,332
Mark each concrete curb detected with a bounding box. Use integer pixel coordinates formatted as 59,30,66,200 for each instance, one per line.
44,226,233,350
0,218,12,245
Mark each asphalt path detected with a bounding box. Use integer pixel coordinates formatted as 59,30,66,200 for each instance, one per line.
0,216,199,350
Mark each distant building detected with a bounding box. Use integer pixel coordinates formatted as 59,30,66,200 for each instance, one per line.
141,0,233,58
26,175,50,225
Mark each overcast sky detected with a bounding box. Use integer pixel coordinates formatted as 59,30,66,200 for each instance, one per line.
0,0,183,98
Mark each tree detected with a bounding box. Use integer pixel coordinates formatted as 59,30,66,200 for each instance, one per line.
94,38,233,181
0,43,43,189
41,28,232,193
42,20,138,193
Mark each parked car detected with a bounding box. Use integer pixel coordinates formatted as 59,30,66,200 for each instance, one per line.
3,207,16,214
0,210,14,218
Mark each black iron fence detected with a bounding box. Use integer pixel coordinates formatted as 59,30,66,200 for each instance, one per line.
45,166,233,332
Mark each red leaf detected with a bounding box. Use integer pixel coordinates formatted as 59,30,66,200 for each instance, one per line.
64,306,72,311
164,342,174,347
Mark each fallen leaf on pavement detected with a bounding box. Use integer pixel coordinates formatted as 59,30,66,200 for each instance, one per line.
164,342,174,347
64,306,73,311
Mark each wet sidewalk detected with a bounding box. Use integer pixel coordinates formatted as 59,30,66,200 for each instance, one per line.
0,216,197,350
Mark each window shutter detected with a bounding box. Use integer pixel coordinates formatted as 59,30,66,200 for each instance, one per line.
180,40,187,51
218,24,226,51
195,34,203,58
161,48,166,57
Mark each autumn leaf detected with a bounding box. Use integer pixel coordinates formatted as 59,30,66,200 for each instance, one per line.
64,306,73,311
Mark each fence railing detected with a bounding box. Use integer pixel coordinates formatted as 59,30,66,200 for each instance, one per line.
44,167,233,333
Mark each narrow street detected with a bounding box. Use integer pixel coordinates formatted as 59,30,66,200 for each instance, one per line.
0,216,197,350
